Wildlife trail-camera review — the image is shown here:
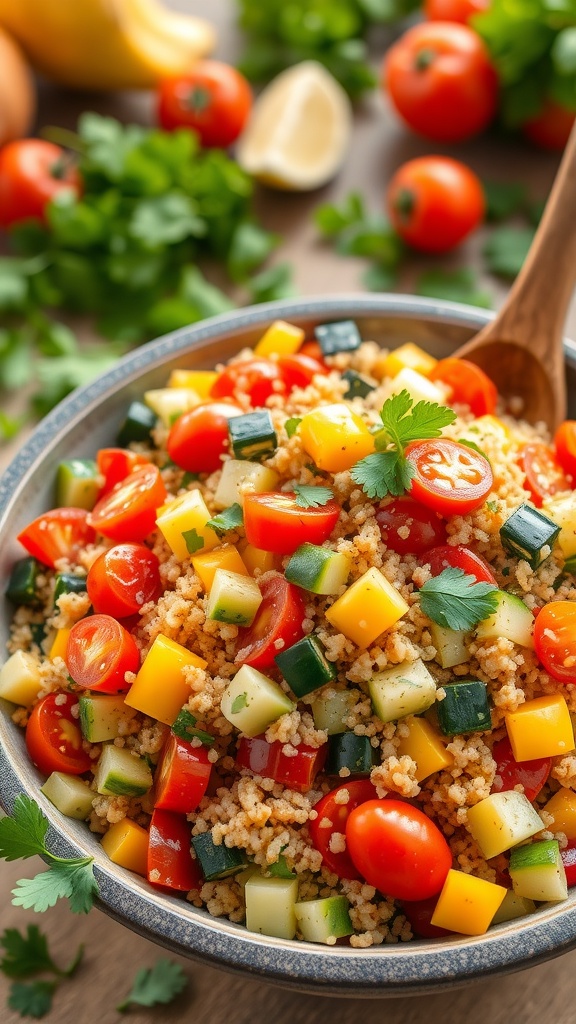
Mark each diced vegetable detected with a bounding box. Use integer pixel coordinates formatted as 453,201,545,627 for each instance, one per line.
299,403,376,473
229,410,277,461
244,874,298,939
325,733,378,777
369,658,437,724
542,494,576,559
78,693,135,743
0,650,42,706
274,634,336,698
436,680,491,736
124,634,207,726
382,367,448,407
254,319,305,357
53,572,87,607
48,628,71,661
509,840,568,902
154,734,212,813
94,744,153,797
342,369,375,399
221,665,295,737
206,568,263,625
475,590,534,648
168,369,218,397
171,708,214,746
314,319,361,356
505,694,574,761
5,556,42,607
430,869,506,936
376,342,437,380
144,387,200,426
491,890,536,925
541,788,576,840
147,809,202,892
116,400,156,446
295,895,353,943
156,489,219,560
395,717,454,782
429,622,469,669
56,459,99,510
284,543,351,595
213,459,279,509
192,544,249,591
192,831,248,880
100,818,149,876
500,504,560,569
325,566,409,648
237,540,282,576
236,735,326,792
311,689,359,735
466,791,544,859
41,772,94,820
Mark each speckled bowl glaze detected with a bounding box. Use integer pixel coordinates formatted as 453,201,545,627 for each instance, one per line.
3,294,576,997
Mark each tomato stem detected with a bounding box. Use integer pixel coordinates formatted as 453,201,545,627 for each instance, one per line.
185,85,211,114
414,47,436,71
394,187,416,222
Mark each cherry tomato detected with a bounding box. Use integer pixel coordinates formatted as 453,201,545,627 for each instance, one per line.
406,438,493,517
147,809,203,892
157,60,252,148
167,401,242,474
65,614,140,693
17,508,96,569
429,357,497,415
346,798,452,901
236,575,306,670
278,353,330,390
96,448,150,495
534,602,576,684
383,22,498,143
522,98,575,151
210,358,286,407
243,492,341,555
154,733,212,813
387,157,485,254
424,0,489,22
423,543,497,584
554,421,576,479
400,896,452,938
86,543,161,619
376,495,447,555
0,140,82,228
561,840,576,887
518,442,571,508
308,780,379,880
491,736,551,803
88,464,167,543
236,735,327,792
25,692,92,776
299,340,327,364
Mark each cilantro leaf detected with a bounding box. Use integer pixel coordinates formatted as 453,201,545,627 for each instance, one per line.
380,390,457,448
415,268,492,310
285,417,302,439
206,503,244,535
483,181,527,222
8,980,57,1019
0,795,49,860
117,960,188,1012
0,926,56,979
351,450,413,499
314,193,366,238
182,528,205,555
231,693,248,714
419,567,499,630
247,263,295,304
483,225,536,279
171,709,215,746
293,485,334,509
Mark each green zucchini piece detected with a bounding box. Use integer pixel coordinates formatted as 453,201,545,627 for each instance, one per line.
55,458,99,510
94,744,153,797
116,400,157,446
221,665,295,737
295,895,353,943
325,732,378,777
41,772,93,820
436,679,491,736
229,410,277,461
475,590,534,649
342,369,375,399
369,658,437,724
314,319,361,356
284,543,350,595
311,689,360,735
53,572,87,608
192,831,248,880
500,504,560,569
78,693,134,743
244,874,298,939
274,634,336,698
6,557,42,607
206,569,263,625
509,840,568,902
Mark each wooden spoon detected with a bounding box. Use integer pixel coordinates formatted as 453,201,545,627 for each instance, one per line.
454,122,576,431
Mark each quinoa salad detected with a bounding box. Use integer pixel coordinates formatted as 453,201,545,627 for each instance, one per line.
4,317,576,948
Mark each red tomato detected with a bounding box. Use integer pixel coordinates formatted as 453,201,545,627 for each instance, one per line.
376,495,447,555
236,575,306,670
518,442,571,508
96,448,150,495
406,438,493,517
523,99,575,151
88,464,167,543
387,157,485,254
65,614,140,693
491,736,551,802
154,733,212,813
534,602,576,684
400,896,451,938
346,799,452,901
26,692,92,776
423,543,497,584
429,357,497,415
167,401,242,474
308,780,379,880
554,421,576,479
17,508,96,569
277,353,329,390
561,840,576,887
0,140,82,228
236,735,327,792
299,340,327,364
383,22,498,143
243,492,340,555
424,0,489,22
210,358,286,407
86,543,161,619
157,60,252,148
147,809,203,892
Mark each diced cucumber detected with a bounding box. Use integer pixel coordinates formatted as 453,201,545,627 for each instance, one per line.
244,874,298,940
382,367,448,407
206,569,262,626
53,572,87,608
325,733,378,777
192,831,247,880
500,504,560,569
235,863,260,888
144,387,199,426
312,689,359,735
6,557,42,607
476,590,534,649
284,543,351,596
41,772,94,820
229,410,277,461
295,895,353,944
79,694,135,743
314,319,361,356
275,634,337,698
0,650,41,707
429,622,469,669
509,840,568,902
116,400,157,446
94,745,153,797
466,790,544,860
56,459,99,510
369,658,437,724
342,369,375,399
214,459,279,510
221,665,295,737
491,889,536,925
436,679,491,736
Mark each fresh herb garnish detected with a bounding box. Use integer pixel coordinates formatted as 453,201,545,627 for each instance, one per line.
171,709,215,746
293,484,334,508
415,268,492,310
285,417,302,439
483,226,536,279
483,181,528,222
206,503,244,535
2,925,84,1020
458,438,491,464
419,567,499,631
117,959,188,1013
182,528,205,555
267,854,296,879
231,693,249,714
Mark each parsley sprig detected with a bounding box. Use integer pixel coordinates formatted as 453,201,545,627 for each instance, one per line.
2,925,84,1020
117,960,188,1013
419,567,499,631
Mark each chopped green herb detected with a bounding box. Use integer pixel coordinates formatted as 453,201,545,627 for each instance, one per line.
231,693,249,714
8,980,57,1019
486,500,499,513
206,503,244,535
267,854,296,879
1,925,84,1020
171,709,215,746
483,226,536,279
483,181,528,222
293,484,334,509
419,567,499,631
415,268,492,309
458,438,491,464
117,960,188,1013
285,417,302,439
182,529,205,555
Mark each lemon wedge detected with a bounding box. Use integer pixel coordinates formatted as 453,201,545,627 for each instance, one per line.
236,61,352,191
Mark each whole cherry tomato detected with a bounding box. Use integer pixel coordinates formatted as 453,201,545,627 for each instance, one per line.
424,0,489,22
406,438,493,517
522,98,575,151
518,442,571,508
243,492,341,554
167,401,242,474
400,896,452,938
429,357,497,415
157,60,252,148
383,22,498,142
26,692,92,776
210,358,286,407
17,508,95,569
88,464,167,542
491,735,551,803
0,140,82,228
308,780,379,880
424,543,497,584
387,157,485,254
65,613,140,693
376,495,446,555
534,602,576,684
86,543,161,619
554,420,576,479
235,574,306,670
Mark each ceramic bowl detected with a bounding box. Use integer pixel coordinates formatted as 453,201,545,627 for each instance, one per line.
2,295,576,997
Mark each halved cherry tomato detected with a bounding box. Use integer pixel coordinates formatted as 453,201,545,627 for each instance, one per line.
523,98,575,151
534,602,576,684
308,779,379,880
210,358,286,407
25,692,92,776
346,798,452,901
491,736,551,802
167,401,242,474
423,543,497,584
157,60,252,149
299,340,327,364
400,896,451,938
147,809,203,892
554,420,576,479
154,733,212,813
88,464,167,543
17,508,96,569
86,543,161,619
65,614,140,693
518,442,571,508
236,735,327,792
561,840,576,887
424,0,489,22
236,575,306,670
0,140,82,228
387,157,485,254
429,358,497,415
243,492,340,555
376,495,446,555
277,353,330,390
96,448,150,495
406,438,493,517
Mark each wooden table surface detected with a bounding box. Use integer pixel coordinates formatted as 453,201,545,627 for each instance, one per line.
2,2,576,1021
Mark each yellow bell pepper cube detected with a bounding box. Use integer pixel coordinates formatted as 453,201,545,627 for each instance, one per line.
168,369,218,398
325,567,409,648
466,791,543,860
100,818,149,876
49,628,71,662
396,717,454,783
299,403,375,474
192,544,249,592
237,540,282,576
542,494,576,559
0,650,42,706
156,489,219,561
375,342,437,381
431,869,507,936
125,634,207,725
542,788,576,840
505,694,575,762
254,320,305,358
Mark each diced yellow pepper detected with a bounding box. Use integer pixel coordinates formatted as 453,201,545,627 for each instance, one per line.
543,494,576,559
254,320,305,358
505,694,575,762
375,342,437,381
325,567,408,648
542,788,576,840
168,369,218,398
299,403,375,474
237,540,282,576
0,650,41,706
49,628,71,662
192,544,249,592
396,717,454,782
430,869,506,936
125,634,207,725
156,489,219,561
100,818,149,876
466,791,543,859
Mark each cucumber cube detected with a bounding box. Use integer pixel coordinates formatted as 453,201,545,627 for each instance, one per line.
0,650,41,707
79,694,135,743
213,460,279,509
369,658,437,724
206,569,263,625
192,831,247,880
229,410,277,461
500,504,560,569
429,622,469,669
274,634,337,698
41,772,94,820
56,459,99,510
6,557,41,607
284,543,351,595
117,400,156,446
245,874,298,939
221,665,295,737
314,319,361,356
94,745,153,797
509,840,568,902
491,889,536,925
476,590,534,649
295,895,353,944
311,689,359,735
436,679,491,736
466,790,544,860
144,386,199,426
53,572,87,608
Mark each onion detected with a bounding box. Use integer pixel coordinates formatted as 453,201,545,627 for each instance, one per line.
0,26,35,146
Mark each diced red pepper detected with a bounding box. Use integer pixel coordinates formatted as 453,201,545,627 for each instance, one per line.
147,809,203,892
154,733,212,813
491,736,551,802
561,840,576,887
236,735,327,793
